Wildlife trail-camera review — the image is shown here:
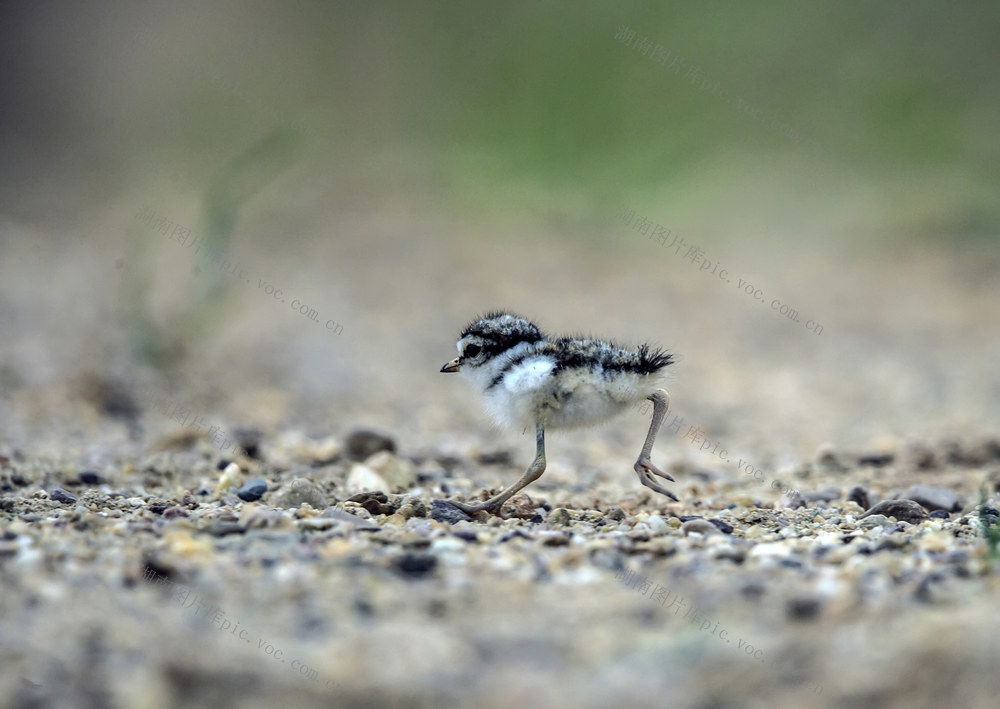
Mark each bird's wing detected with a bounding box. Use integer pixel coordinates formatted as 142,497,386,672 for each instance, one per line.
501,357,555,394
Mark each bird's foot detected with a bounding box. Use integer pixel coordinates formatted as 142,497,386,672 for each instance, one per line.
634,458,679,501
448,497,503,516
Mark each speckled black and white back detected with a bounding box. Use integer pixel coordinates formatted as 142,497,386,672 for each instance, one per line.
452,311,673,430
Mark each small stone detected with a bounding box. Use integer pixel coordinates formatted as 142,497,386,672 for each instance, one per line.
903,484,961,513
452,527,479,543
858,514,890,529
345,464,389,495
340,502,373,520
344,429,396,461
364,451,415,490
858,453,894,467
682,518,719,536
271,478,328,509
163,507,189,519
236,477,268,502
787,596,822,621
50,488,77,504
606,506,627,522
501,493,537,520
360,498,391,515
708,518,734,534
645,514,669,534
347,491,388,504
397,496,427,518
860,499,927,525
548,508,572,526
214,463,242,497
394,503,416,520
395,552,437,577
779,490,806,509
430,499,472,524
847,485,871,510
323,507,381,530
929,509,950,519
305,437,341,465
78,471,103,485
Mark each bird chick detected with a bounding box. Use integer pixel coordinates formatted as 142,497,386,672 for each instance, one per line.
440,311,677,515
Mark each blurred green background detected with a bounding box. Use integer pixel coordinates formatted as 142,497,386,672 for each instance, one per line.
2,0,998,239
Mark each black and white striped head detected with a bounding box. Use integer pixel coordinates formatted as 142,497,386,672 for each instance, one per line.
440,311,544,374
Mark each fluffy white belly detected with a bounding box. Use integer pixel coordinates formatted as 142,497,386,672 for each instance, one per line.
483,366,653,430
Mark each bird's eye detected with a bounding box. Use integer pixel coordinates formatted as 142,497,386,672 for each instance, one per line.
464,344,482,358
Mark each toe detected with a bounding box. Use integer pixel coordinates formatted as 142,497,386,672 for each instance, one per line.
635,459,675,482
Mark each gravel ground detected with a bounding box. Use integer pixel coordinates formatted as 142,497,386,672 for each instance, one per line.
2,219,1000,709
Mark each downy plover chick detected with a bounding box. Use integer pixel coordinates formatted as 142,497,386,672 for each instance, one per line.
440,311,677,515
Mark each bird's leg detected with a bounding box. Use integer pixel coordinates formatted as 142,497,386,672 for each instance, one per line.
451,423,547,516
633,388,678,501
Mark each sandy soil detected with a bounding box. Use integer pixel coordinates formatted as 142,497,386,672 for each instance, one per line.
2,210,1000,708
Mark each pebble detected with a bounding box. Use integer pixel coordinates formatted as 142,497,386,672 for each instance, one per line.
270,478,329,509
78,471,104,485
858,453,894,467
344,429,396,461
304,437,341,465
323,507,381,530
902,484,960,513
430,499,471,524
645,514,669,534
214,463,242,497
708,518,734,534
858,514,890,529
787,596,822,620
394,552,437,577
547,508,572,526
499,493,537,520
681,518,719,536
345,464,390,495
50,488,77,504
859,499,927,525
847,485,871,510
236,477,268,502
364,451,415,490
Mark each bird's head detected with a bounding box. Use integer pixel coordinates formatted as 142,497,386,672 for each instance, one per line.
440,311,544,379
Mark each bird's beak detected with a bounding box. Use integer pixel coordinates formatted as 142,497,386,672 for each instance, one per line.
440,357,462,373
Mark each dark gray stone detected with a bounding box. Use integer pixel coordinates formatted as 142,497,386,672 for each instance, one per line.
708,518,733,534
847,485,871,510
860,499,927,524
430,499,472,524
344,429,396,461
236,477,268,502
903,484,961,513
395,552,437,577
50,488,77,504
